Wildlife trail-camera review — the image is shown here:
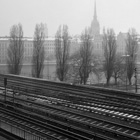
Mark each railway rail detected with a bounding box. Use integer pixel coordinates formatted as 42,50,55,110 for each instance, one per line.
0,74,140,139
0,74,140,102
0,93,140,140
1,86,140,128
0,105,93,140
1,74,140,116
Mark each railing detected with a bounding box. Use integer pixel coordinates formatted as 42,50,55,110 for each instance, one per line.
0,120,44,140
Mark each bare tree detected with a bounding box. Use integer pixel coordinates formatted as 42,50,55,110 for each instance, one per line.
32,23,45,78
69,39,101,85
92,57,103,84
79,28,93,85
103,29,117,85
126,28,138,85
112,53,125,85
55,25,70,81
7,23,24,75
68,50,81,84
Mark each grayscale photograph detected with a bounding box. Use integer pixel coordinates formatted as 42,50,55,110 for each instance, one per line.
0,0,140,139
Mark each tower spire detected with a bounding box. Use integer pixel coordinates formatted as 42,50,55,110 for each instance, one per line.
90,0,100,37
94,0,97,20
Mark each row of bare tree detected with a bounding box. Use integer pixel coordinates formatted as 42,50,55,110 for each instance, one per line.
55,27,138,85
55,26,94,84
7,23,46,78
103,28,138,86
6,23,138,86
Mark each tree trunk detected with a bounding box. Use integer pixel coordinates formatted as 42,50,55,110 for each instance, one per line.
83,78,86,85
115,77,117,85
80,78,83,84
128,78,131,85
106,77,110,86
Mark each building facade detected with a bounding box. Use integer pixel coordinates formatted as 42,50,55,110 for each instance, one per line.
117,32,127,55
117,32,140,62
0,36,81,64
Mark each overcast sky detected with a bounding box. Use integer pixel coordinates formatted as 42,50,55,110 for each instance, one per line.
0,0,140,37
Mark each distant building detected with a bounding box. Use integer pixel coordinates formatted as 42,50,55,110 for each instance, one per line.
90,1,100,38
90,1,103,59
92,35,103,59
116,32,140,62
116,32,127,55
0,36,81,64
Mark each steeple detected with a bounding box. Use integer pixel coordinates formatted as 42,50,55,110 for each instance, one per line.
94,0,97,20
90,0,100,38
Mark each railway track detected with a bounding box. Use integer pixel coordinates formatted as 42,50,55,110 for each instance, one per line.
0,93,140,140
0,74,140,139
0,74,140,102
1,75,140,116
1,87,140,128
0,104,93,140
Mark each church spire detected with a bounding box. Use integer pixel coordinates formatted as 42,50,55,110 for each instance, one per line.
94,0,97,20
90,0,100,38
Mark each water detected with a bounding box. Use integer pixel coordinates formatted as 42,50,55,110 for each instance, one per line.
0,63,56,80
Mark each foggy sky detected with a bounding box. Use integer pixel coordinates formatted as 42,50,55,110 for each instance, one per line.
0,0,140,37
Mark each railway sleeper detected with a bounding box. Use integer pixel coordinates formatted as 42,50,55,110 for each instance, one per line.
1,94,140,131
3,102,140,140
